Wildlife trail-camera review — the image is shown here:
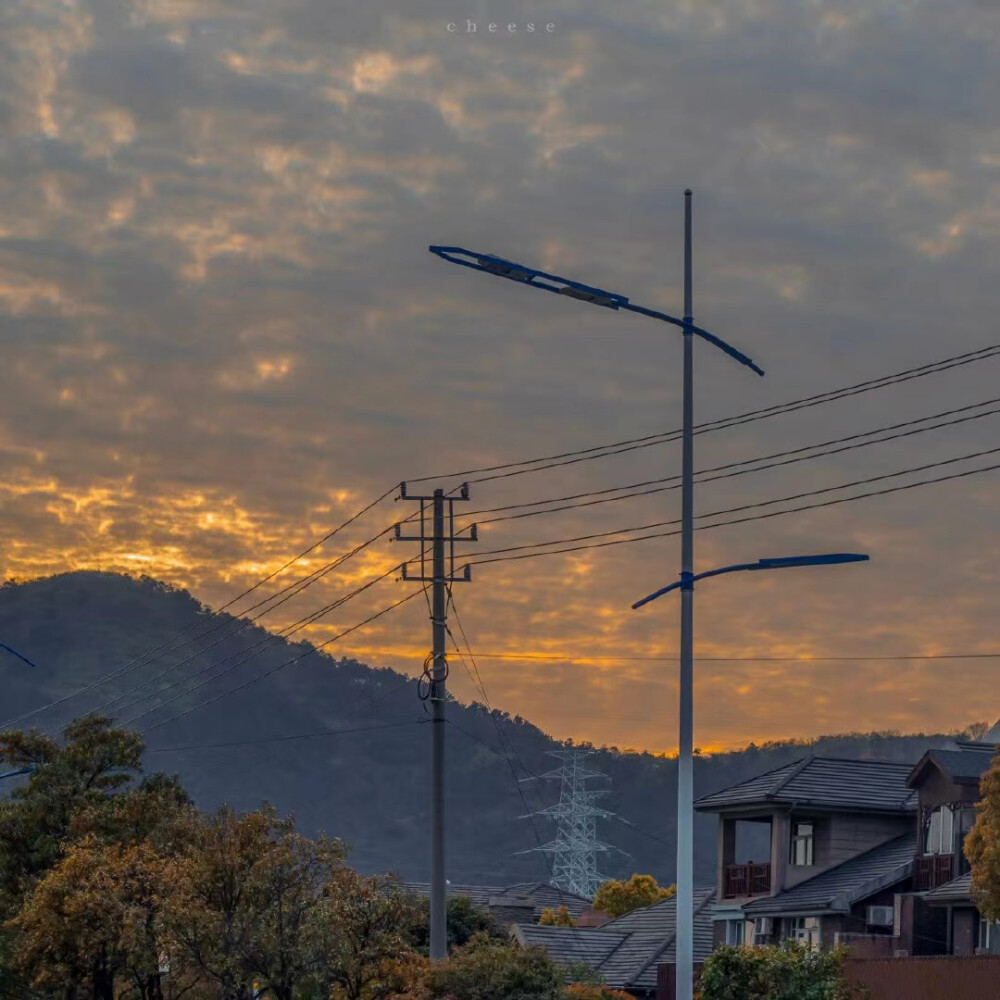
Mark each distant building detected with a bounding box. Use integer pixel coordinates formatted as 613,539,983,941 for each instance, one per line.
512,889,715,998
400,880,590,930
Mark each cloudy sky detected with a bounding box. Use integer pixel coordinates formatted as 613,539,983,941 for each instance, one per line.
2,0,1000,752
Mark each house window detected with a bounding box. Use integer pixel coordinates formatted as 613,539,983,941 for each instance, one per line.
925,806,954,856
725,920,745,946
788,916,821,948
790,822,815,866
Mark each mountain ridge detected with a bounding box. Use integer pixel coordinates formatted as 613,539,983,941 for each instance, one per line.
0,571,971,885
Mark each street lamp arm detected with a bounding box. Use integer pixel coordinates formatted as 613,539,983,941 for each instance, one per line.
620,304,764,376
631,553,869,609
0,642,35,668
429,246,765,375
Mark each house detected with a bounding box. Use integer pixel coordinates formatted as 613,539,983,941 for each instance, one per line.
907,736,1000,956
512,889,715,998
399,881,591,929
694,722,1000,959
694,756,917,950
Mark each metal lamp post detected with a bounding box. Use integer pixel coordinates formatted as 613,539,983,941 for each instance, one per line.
430,191,763,995
633,552,869,991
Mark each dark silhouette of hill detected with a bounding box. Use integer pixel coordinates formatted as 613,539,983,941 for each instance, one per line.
0,571,969,885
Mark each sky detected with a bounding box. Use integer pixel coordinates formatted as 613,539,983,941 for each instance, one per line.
1,0,1000,753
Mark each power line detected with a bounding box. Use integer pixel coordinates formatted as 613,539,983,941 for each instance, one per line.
462,396,1000,525
396,650,1000,663
467,456,1000,566
143,719,428,753
410,342,1000,484
133,589,423,735
120,567,407,729
86,528,399,724
468,445,1000,561
0,486,398,732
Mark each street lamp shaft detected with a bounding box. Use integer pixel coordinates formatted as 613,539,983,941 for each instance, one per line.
677,189,695,1000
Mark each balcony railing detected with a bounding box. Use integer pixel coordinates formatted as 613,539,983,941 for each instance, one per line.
724,861,771,898
914,853,954,891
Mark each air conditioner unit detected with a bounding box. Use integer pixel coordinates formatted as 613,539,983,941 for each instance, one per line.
867,905,894,927
893,950,909,958
976,947,989,956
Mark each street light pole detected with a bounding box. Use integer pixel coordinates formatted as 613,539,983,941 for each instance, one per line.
633,551,869,999
677,190,696,1000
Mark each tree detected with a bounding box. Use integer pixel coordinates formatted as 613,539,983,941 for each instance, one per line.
7,835,193,1000
698,941,865,1000
406,894,502,953
564,985,635,1000
307,868,423,1000
0,715,146,911
162,804,347,1000
538,905,577,927
425,934,564,1000
965,748,1000,920
591,874,675,919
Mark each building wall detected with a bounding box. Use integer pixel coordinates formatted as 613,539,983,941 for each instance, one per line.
917,768,980,811
780,812,910,891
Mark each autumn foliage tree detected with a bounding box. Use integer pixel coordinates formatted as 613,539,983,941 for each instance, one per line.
964,748,1000,920
591,874,675,919
538,905,577,927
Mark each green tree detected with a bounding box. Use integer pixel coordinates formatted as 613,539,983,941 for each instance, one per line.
538,905,577,927
425,934,564,1000
698,941,865,1000
591,874,675,919
965,748,1000,920
406,894,502,953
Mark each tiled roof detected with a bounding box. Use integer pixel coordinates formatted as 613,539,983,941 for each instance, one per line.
907,747,995,786
513,889,715,990
695,757,917,813
743,834,916,917
400,881,590,918
925,871,974,905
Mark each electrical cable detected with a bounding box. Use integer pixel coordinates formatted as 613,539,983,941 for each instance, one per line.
143,719,429,753
87,528,399,722
468,456,1000,566
460,397,1000,525
0,485,398,732
132,589,423,735
116,566,406,727
409,343,1000,484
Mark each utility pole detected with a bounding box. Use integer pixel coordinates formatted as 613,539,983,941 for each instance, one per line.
396,483,476,961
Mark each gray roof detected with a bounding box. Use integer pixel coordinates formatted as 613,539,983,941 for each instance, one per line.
513,889,714,991
984,719,1000,744
400,881,590,918
908,747,994,786
925,871,975,905
743,834,916,917
695,757,917,814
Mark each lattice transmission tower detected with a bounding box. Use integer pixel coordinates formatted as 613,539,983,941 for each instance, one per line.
520,747,617,898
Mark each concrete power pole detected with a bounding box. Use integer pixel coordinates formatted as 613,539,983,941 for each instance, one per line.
397,483,476,960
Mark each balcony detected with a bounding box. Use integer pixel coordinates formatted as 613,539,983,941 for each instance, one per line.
914,853,954,891
724,861,771,898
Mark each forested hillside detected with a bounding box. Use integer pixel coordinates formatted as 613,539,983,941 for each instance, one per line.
0,572,974,885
